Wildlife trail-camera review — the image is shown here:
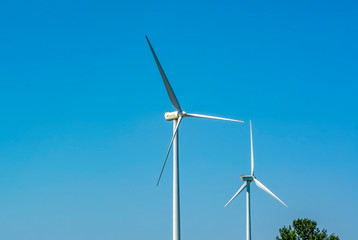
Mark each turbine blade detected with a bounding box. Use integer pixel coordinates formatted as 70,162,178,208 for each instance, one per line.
145,36,182,112
250,120,254,176
224,181,248,207
185,113,244,123
157,116,183,186
253,178,288,207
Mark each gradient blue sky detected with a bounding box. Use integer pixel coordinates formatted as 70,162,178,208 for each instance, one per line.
0,0,357,239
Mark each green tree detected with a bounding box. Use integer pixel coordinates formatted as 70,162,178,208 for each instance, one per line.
276,218,339,240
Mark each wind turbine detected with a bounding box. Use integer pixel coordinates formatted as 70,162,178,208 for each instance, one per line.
146,36,244,240
224,120,287,240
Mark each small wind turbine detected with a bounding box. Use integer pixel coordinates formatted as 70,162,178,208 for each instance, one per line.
224,120,287,240
146,36,244,240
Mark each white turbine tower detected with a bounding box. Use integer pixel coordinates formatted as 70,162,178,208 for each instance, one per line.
146,36,244,240
224,120,287,240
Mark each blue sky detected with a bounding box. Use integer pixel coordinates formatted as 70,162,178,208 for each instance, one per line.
0,0,357,239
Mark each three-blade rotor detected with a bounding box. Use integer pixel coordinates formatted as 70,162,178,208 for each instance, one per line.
146,36,244,186
224,121,288,208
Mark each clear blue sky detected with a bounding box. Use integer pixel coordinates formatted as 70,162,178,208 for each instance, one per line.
0,0,357,239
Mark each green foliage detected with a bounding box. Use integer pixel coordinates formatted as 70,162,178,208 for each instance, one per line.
276,218,339,240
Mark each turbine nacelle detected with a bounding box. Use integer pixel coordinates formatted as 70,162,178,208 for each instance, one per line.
165,111,180,121
164,111,187,121
240,175,254,181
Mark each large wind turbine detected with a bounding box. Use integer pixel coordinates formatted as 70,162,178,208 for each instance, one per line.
224,120,287,240
146,36,244,240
